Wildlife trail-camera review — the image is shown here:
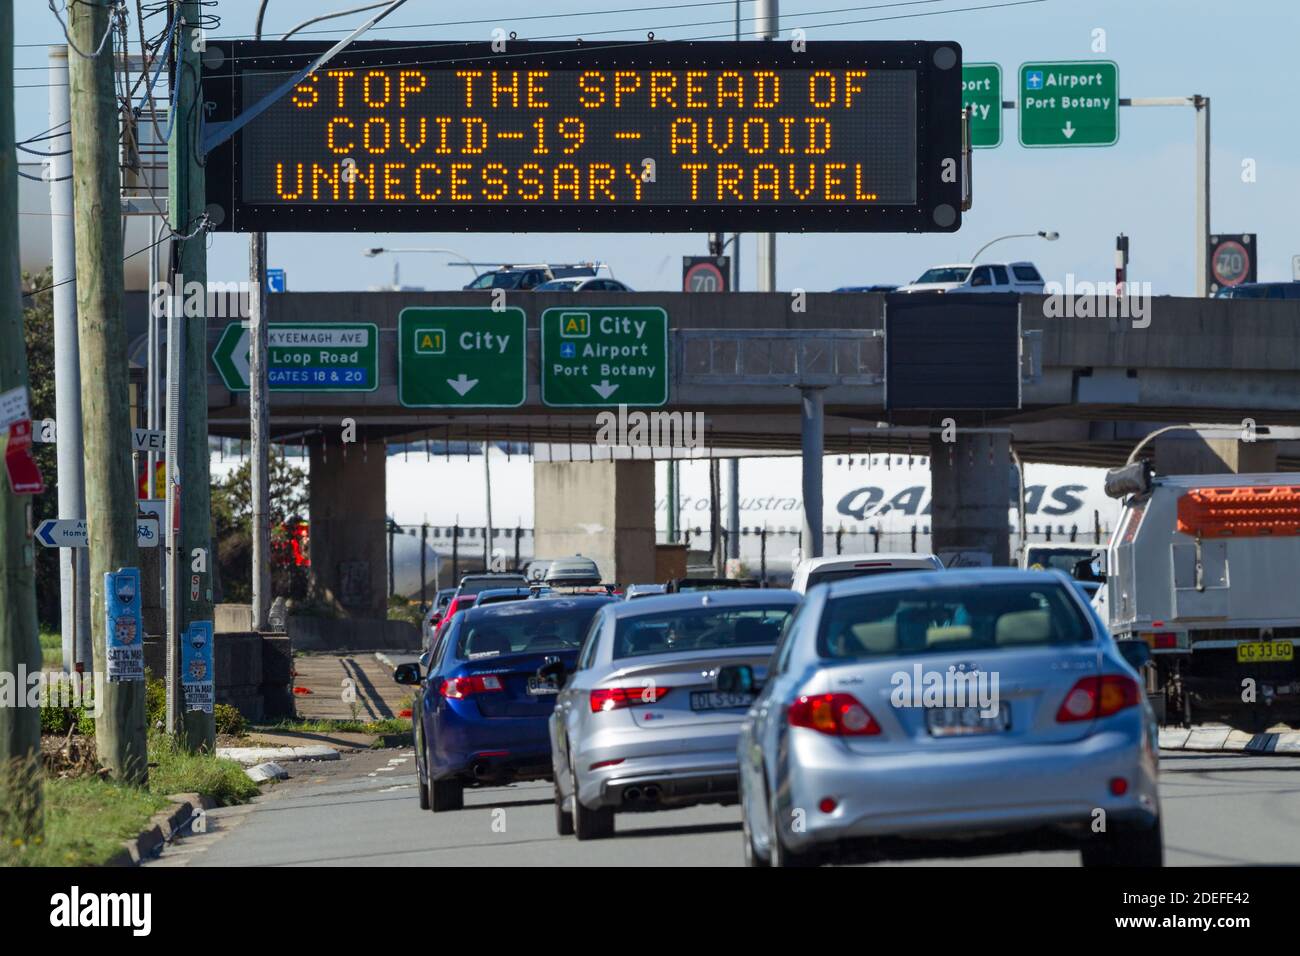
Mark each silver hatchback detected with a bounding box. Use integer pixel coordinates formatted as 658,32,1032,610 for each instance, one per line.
736,569,1162,867
549,589,800,840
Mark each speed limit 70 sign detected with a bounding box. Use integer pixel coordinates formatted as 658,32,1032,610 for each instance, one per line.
683,256,730,293
1207,234,1257,295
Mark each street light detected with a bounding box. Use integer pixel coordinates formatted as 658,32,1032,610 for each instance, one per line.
363,246,480,289
970,230,1059,262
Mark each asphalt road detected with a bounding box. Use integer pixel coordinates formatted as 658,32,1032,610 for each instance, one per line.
146,748,1300,867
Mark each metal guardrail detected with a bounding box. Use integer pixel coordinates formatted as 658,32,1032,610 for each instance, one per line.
676,329,884,388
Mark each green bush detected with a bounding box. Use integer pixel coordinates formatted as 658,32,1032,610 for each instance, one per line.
144,672,166,729
214,704,246,737
147,735,259,806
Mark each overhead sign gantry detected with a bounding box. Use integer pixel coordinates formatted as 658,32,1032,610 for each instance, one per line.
202,39,966,233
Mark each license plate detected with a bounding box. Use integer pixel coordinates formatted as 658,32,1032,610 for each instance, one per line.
1236,641,1295,663
690,690,755,711
925,703,1010,737
526,676,559,696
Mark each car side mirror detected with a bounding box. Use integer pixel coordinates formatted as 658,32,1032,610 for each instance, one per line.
1116,640,1151,672
716,664,761,694
393,662,422,685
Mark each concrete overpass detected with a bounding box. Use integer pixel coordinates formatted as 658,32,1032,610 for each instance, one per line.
198,291,1300,611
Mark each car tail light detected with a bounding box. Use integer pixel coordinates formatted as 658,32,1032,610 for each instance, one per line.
787,693,881,736
441,674,505,699
1056,675,1140,722
590,685,672,712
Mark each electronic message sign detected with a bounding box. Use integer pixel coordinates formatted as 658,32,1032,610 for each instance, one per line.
203,40,965,233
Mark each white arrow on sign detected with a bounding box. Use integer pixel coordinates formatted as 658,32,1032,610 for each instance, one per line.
1062,121,1076,139
591,380,619,400
447,373,478,396
34,517,160,549
232,326,252,386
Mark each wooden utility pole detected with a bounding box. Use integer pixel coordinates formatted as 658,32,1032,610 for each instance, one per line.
0,0,45,836
69,0,147,781
170,0,214,752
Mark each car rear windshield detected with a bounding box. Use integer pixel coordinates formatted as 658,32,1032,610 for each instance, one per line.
613,605,794,659
1012,264,1043,281
806,566,928,589
1025,548,1094,574
915,267,971,284
457,576,527,596
818,582,1092,660
457,602,607,659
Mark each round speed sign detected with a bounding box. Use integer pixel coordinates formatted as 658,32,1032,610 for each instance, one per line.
684,260,726,293
1211,239,1251,288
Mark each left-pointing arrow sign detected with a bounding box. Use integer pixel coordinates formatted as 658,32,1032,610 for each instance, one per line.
35,518,160,548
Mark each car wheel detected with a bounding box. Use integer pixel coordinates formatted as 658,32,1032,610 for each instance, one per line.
1080,816,1163,867
768,793,820,868
430,777,464,813
570,764,614,840
416,734,431,810
554,779,575,836
741,783,769,867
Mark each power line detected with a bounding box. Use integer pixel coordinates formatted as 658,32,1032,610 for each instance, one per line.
15,0,1053,88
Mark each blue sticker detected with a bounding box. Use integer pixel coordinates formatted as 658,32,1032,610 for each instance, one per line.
182,621,215,714
105,568,144,682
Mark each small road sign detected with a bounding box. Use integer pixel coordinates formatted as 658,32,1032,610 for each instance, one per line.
1208,234,1257,294
962,63,1003,148
541,307,669,407
683,257,730,292
1018,60,1119,147
266,268,287,293
212,322,378,391
35,517,160,549
398,307,526,407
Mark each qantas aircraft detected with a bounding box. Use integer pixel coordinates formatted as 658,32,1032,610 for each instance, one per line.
379,445,1119,594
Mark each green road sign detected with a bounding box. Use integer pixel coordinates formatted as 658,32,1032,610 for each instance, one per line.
541,307,668,408
1018,60,1119,147
398,307,525,408
211,322,378,391
962,63,1003,148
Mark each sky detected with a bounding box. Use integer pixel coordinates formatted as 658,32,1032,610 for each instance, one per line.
12,0,1300,295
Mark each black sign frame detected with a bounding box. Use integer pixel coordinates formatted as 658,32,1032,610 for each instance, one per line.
202,39,965,234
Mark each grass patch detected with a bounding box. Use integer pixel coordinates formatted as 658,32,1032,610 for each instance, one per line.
147,736,259,806
0,777,168,867
259,716,410,736
39,630,61,669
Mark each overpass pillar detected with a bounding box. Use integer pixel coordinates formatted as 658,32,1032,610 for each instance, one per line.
800,388,825,559
308,444,388,617
929,432,1012,567
533,460,656,586
1154,434,1277,475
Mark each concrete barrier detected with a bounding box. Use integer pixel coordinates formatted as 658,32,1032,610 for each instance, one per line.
286,615,421,652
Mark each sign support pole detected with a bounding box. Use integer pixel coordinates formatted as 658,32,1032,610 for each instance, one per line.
755,0,778,294
48,45,91,673
249,231,271,631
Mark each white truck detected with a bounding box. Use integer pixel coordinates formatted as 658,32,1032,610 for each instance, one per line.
1104,471,1300,729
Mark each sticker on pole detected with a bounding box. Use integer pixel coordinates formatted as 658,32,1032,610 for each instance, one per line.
105,568,145,683
182,620,215,714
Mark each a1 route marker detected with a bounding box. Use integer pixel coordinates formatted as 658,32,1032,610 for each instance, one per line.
541,307,669,408
962,63,1003,148
398,307,526,407
1018,60,1119,147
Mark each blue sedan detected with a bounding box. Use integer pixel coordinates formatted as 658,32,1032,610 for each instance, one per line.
395,594,618,811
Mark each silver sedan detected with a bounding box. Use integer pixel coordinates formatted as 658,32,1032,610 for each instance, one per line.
736,568,1162,867
549,589,800,840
